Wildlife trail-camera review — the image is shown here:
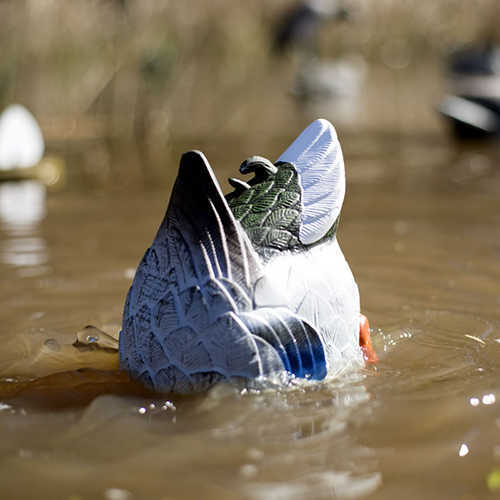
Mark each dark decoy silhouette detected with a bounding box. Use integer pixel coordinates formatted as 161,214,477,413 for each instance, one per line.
272,0,349,54
438,43,500,139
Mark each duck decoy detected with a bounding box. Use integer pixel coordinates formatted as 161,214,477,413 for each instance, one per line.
448,43,500,77
272,0,349,55
438,95,500,138
438,44,500,139
0,104,65,186
120,119,375,393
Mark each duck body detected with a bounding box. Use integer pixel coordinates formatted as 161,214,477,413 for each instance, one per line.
438,44,500,139
119,119,364,393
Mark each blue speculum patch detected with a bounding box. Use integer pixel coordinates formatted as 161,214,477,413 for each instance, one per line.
281,326,327,381
239,309,327,380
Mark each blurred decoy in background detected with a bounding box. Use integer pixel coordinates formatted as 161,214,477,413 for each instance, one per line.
0,104,44,171
120,119,376,393
0,104,65,186
273,0,349,54
272,1,364,115
438,44,500,139
448,43,500,77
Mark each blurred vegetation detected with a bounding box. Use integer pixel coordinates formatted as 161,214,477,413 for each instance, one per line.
1,0,499,186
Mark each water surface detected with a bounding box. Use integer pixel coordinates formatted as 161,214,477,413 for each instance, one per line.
0,130,499,499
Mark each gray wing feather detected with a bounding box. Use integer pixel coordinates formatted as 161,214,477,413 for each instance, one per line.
120,151,289,392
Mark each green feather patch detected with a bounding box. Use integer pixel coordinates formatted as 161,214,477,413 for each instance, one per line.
226,161,339,254
226,163,301,252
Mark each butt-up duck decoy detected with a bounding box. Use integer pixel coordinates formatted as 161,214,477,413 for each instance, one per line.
120,119,375,393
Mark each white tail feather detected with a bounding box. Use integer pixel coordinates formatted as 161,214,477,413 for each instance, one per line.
277,118,345,245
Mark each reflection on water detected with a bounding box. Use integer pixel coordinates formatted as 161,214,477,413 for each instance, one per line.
0,181,46,227
0,130,499,499
239,377,381,500
2,237,46,267
0,374,381,500
0,180,48,271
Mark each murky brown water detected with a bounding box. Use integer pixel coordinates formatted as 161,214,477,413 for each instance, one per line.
0,127,500,500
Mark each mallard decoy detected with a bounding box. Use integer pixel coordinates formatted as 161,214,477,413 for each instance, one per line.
448,43,500,77
273,0,349,54
119,119,375,393
438,95,500,139
438,44,500,139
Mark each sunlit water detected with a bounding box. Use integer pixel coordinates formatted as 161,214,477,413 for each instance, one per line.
0,130,500,500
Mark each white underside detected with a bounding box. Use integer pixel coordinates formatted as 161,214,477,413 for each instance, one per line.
254,238,362,374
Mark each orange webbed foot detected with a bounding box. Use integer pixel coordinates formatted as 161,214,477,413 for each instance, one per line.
359,314,378,364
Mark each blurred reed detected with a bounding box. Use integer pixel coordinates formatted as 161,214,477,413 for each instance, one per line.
0,0,499,186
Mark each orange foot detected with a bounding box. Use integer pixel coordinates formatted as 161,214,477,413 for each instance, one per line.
359,314,378,364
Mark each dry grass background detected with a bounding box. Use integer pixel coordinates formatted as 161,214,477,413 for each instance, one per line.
1,0,499,184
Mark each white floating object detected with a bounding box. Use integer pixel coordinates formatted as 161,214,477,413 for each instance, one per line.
0,104,45,170
458,443,469,457
482,393,496,405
